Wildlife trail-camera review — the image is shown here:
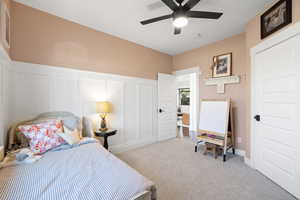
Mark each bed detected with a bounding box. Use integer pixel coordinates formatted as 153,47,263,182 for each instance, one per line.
0,112,156,200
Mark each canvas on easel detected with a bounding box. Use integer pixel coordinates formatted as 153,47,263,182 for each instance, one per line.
195,99,235,162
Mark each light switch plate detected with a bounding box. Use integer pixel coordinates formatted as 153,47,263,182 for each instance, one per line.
0,146,4,162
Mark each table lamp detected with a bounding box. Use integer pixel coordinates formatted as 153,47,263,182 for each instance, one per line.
96,101,113,132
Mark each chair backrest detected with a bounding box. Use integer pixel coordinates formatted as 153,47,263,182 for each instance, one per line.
182,113,190,125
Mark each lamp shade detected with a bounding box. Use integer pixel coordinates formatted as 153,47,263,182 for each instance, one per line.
96,101,112,114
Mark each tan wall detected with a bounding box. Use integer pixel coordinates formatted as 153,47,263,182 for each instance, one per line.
10,0,300,156
0,0,11,56
10,2,173,80
244,0,300,158
174,0,300,157
173,33,247,150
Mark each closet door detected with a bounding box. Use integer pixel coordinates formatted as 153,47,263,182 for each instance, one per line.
253,33,300,198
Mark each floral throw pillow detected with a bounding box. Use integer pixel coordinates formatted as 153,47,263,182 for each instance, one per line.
18,120,66,154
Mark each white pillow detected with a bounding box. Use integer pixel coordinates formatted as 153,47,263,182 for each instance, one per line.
58,126,81,145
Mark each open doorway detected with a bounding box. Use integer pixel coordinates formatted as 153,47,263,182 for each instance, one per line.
174,68,200,138
176,75,191,137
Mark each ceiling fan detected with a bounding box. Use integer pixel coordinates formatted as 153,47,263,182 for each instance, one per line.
140,0,223,35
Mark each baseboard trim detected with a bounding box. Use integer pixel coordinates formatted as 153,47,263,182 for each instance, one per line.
235,149,246,157
158,135,176,142
110,138,157,154
244,157,253,168
234,150,253,168
235,149,253,168
111,135,177,154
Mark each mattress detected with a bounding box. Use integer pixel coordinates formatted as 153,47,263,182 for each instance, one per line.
0,142,156,200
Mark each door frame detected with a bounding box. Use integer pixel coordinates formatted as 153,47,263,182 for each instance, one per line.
173,67,201,132
250,21,300,168
173,67,201,76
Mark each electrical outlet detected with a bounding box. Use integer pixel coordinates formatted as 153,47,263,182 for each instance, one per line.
237,137,242,144
0,146,4,162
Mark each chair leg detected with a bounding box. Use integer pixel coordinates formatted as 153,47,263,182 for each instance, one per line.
195,145,198,152
232,148,235,155
223,154,226,162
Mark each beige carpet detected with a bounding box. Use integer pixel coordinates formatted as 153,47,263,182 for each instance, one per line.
117,138,296,200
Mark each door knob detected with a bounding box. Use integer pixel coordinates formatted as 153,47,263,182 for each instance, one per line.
254,115,261,122
159,108,164,113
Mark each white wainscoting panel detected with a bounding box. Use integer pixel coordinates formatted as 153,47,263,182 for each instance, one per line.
139,85,155,141
79,78,106,116
0,62,4,146
0,48,11,147
124,83,139,142
50,75,81,116
106,80,124,146
0,63,3,110
13,73,50,121
11,62,158,153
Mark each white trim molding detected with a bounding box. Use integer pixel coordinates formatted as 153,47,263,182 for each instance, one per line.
235,149,245,157
173,66,201,76
250,21,300,169
234,149,253,167
173,67,201,133
0,45,10,62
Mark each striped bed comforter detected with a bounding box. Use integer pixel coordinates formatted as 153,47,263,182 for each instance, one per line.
0,142,156,200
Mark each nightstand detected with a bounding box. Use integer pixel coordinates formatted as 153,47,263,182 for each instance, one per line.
94,129,117,150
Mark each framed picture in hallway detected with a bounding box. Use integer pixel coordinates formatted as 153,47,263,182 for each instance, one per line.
261,0,292,39
212,53,232,78
178,88,190,106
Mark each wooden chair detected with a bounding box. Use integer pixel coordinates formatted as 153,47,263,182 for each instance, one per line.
182,113,189,136
177,113,190,138
182,113,189,125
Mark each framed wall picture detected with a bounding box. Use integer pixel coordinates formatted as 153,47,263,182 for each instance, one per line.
178,88,190,106
212,53,232,78
1,3,10,48
261,0,292,39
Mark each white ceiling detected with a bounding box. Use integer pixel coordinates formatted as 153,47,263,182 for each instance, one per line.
15,0,275,55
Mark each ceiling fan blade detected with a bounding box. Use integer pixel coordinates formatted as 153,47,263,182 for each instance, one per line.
183,0,201,11
174,28,181,35
186,11,223,19
161,0,178,11
140,14,172,25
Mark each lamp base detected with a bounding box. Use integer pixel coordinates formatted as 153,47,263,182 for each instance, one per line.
100,114,108,132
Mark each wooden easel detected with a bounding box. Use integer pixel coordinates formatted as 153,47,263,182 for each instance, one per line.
194,100,235,162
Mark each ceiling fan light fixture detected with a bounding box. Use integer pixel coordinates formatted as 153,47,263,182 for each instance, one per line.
140,0,223,35
173,17,188,28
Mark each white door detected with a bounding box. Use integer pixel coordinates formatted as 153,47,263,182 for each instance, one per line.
158,73,177,141
253,33,300,198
